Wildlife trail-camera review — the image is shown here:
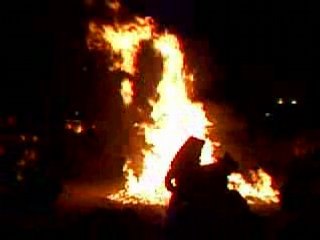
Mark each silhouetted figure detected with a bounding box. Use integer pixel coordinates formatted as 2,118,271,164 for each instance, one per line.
164,137,204,238
165,137,205,194
165,138,253,239
192,153,254,239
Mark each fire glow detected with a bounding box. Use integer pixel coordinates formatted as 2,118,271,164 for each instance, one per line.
228,169,280,205
87,5,279,206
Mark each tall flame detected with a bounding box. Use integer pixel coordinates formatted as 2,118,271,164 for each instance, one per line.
87,9,279,206
97,17,154,75
88,17,215,205
117,33,215,205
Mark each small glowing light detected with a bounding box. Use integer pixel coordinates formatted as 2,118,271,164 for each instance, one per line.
17,173,23,182
265,112,271,117
17,159,26,167
74,125,83,134
20,135,26,141
277,98,284,105
106,0,120,11
171,178,177,188
32,136,39,142
291,99,297,105
65,122,72,130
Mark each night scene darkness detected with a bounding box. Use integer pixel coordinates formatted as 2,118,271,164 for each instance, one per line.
0,1,319,239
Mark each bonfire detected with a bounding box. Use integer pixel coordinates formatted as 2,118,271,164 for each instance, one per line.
87,0,280,207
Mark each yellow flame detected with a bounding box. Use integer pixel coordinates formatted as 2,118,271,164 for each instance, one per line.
227,169,280,205
99,17,154,75
89,17,216,205
116,33,215,205
88,12,279,207
121,79,134,106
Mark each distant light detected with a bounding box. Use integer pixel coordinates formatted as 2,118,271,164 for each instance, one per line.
65,122,72,130
107,0,120,11
32,136,39,142
265,112,271,117
291,99,298,105
16,173,23,182
74,125,83,134
75,111,80,116
20,135,26,141
277,98,284,105
17,159,26,167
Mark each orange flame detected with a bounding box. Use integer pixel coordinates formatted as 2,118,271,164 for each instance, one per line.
227,169,280,205
87,8,279,207
89,17,154,75
88,16,216,205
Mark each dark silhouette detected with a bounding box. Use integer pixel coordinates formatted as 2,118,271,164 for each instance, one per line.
165,137,205,194
279,149,320,239
164,137,256,239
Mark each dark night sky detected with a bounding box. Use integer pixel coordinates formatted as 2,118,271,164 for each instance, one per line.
0,0,317,126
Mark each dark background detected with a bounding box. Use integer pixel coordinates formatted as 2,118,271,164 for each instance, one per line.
0,0,317,131
0,3,319,238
